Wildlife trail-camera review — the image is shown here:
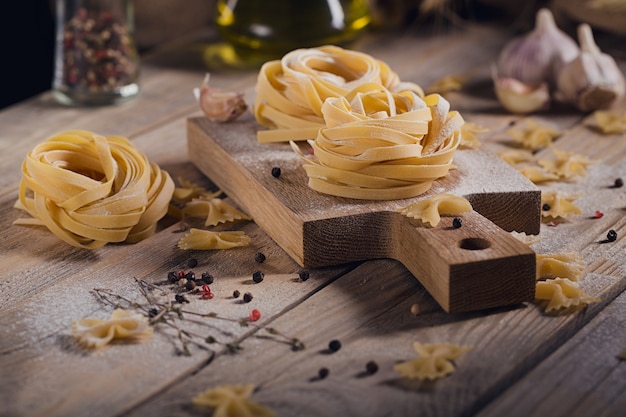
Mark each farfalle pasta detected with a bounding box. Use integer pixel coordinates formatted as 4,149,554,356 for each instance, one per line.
193,384,276,417
177,228,251,250
541,191,581,221
394,341,472,380
14,130,174,248
535,277,599,313
71,308,153,348
254,45,424,142
517,165,560,183
182,198,251,227
506,118,561,150
538,149,593,180
398,194,472,227
536,252,585,281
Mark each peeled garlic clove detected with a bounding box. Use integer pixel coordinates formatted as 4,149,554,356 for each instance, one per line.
494,75,550,114
194,73,248,122
556,24,626,112
497,8,578,87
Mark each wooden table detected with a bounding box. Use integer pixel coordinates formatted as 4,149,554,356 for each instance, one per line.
1,21,625,417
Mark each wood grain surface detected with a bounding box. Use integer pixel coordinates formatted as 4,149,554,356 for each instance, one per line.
1,21,625,417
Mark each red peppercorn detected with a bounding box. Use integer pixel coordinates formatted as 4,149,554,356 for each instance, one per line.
592,210,604,219
200,284,214,300
249,309,261,322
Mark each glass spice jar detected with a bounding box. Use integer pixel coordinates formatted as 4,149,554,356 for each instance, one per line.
52,0,140,106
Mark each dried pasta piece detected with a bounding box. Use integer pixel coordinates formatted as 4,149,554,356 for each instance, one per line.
172,177,222,204
506,118,561,150
291,90,464,200
399,194,472,227
541,191,581,221
510,231,541,246
254,45,424,142
182,197,251,227
538,149,594,180
459,121,487,149
535,278,600,313
425,75,467,94
536,252,585,281
71,308,153,348
394,341,472,381
193,384,276,417
178,228,251,250
13,130,175,248
517,165,560,184
590,110,626,134
498,149,534,166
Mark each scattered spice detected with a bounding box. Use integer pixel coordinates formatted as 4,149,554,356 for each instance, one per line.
271,167,281,178
175,294,189,304
254,252,266,263
185,280,196,291
249,309,261,322
613,178,624,188
328,339,342,352
410,304,420,315
252,271,264,283
201,272,214,285
318,367,329,379
592,210,604,219
547,221,558,227
185,271,196,280
365,361,379,375
542,203,551,211
200,285,214,300
452,217,462,228
606,229,618,242
243,292,253,303
233,290,241,298
167,271,178,283
298,270,310,282
187,258,198,268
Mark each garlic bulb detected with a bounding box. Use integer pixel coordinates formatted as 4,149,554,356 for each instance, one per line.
497,8,578,87
556,24,626,112
193,74,248,122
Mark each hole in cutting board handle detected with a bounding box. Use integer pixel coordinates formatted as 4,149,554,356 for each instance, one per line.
458,237,491,251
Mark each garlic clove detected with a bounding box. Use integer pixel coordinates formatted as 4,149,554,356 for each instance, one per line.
494,75,550,114
194,73,248,122
496,8,578,87
556,24,626,112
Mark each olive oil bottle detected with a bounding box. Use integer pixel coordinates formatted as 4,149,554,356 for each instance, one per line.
215,0,371,61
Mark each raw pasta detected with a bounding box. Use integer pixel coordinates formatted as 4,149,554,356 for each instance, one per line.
536,252,585,281
254,45,424,142
193,384,276,417
590,110,626,134
290,90,464,199
506,118,561,150
71,308,153,348
535,277,599,313
177,228,251,250
393,341,472,381
182,197,251,226
498,149,534,166
541,191,581,221
398,194,472,227
13,130,174,248
459,121,487,149
538,149,593,179
510,231,542,246
517,165,560,183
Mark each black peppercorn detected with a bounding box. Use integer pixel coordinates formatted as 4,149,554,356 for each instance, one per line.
328,339,342,352
233,290,241,298
452,217,462,228
185,280,196,291
298,270,310,281
614,178,623,188
187,258,198,268
175,294,188,303
271,167,281,178
254,252,266,263
148,308,159,318
201,272,214,285
185,271,196,280
243,292,253,303
607,229,618,242
365,361,379,375
167,271,178,283
252,271,264,283
318,367,329,379
542,203,551,211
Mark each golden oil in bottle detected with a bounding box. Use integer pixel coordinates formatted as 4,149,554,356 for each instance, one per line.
215,0,371,61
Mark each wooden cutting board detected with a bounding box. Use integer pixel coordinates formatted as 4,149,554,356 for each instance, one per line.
187,114,540,313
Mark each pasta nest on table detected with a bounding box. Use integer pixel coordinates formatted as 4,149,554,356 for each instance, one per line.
253,45,465,200
14,130,175,248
